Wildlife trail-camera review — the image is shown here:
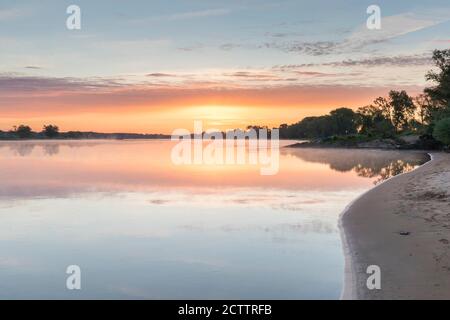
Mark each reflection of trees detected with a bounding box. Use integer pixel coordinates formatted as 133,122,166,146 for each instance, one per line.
355,160,417,184
8,143,35,157
3,143,60,156
43,144,60,156
283,148,430,184
0,141,104,157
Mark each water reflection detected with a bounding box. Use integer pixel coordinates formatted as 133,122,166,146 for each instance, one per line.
0,141,429,203
283,148,429,184
0,141,429,299
6,143,35,157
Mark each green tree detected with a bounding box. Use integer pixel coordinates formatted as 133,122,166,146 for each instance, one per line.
329,108,358,135
15,125,33,139
356,105,395,137
373,97,391,121
388,90,416,131
433,117,450,146
43,125,60,138
425,49,450,110
279,123,289,139
414,94,435,125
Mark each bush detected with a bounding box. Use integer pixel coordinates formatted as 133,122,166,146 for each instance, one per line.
15,125,33,139
433,118,450,146
43,124,59,138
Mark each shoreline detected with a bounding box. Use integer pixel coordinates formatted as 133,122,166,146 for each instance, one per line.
340,152,450,299
286,142,444,151
338,153,434,300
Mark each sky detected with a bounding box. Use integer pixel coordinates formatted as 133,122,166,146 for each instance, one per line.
1,0,450,133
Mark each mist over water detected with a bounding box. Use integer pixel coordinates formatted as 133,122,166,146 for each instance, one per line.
0,140,428,299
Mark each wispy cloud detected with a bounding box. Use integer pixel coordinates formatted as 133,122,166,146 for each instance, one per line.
220,43,242,51
166,8,230,20
262,41,338,56
0,74,124,95
223,10,450,56
0,73,424,102
178,43,204,51
345,11,450,50
223,71,279,80
330,55,433,67
146,73,173,77
24,66,42,70
274,53,434,69
0,7,29,21
131,8,230,24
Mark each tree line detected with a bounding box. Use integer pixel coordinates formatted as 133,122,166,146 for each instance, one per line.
278,49,450,147
0,125,170,140
0,124,60,139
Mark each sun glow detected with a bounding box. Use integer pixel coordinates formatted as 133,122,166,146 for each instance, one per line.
179,105,251,130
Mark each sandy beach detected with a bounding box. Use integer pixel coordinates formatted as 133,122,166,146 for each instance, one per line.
341,152,450,300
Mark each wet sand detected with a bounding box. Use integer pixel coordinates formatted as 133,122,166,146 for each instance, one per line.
341,152,450,299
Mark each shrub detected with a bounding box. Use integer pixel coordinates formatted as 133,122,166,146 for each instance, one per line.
43,124,59,138
433,118,450,146
15,125,33,139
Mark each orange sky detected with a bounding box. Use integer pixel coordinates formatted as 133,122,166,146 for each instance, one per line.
0,84,424,134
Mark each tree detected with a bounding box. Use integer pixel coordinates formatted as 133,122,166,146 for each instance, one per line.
433,118,450,146
414,94,435,125
278,108,359,139
357,105,395,137
279,124,289,139
373,97,391,121
329,108,358,135
425,49,450,110
43,125,60,138
388,90,416,131
15,125,33,139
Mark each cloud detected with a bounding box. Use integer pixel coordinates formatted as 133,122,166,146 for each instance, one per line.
329,55,433,67
173,9,450,56
294,71,337,77
433,39,450,43
345,11,450,50
146,73,174,77
262,41,338,56
220,70,338,82
0,73,425,115
0,74,124,95
223,71,279,80
274,53,433,69
94,39,172,51
165,8,230,21
220,43,241,51
0,8,27,21
132,8,230,23
178,43,204,51
257,11,450,56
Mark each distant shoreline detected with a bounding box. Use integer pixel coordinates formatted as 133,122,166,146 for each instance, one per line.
286,136,444,151
340,152,450,299
0,132,172,141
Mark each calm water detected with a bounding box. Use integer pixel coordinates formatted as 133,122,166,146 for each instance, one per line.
0,140,428,299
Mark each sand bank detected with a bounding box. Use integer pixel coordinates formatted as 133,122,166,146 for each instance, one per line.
341,153,450,299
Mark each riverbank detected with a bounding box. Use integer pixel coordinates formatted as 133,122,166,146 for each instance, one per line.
287,135,443,150
341,152,450,299
0,132,171,140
